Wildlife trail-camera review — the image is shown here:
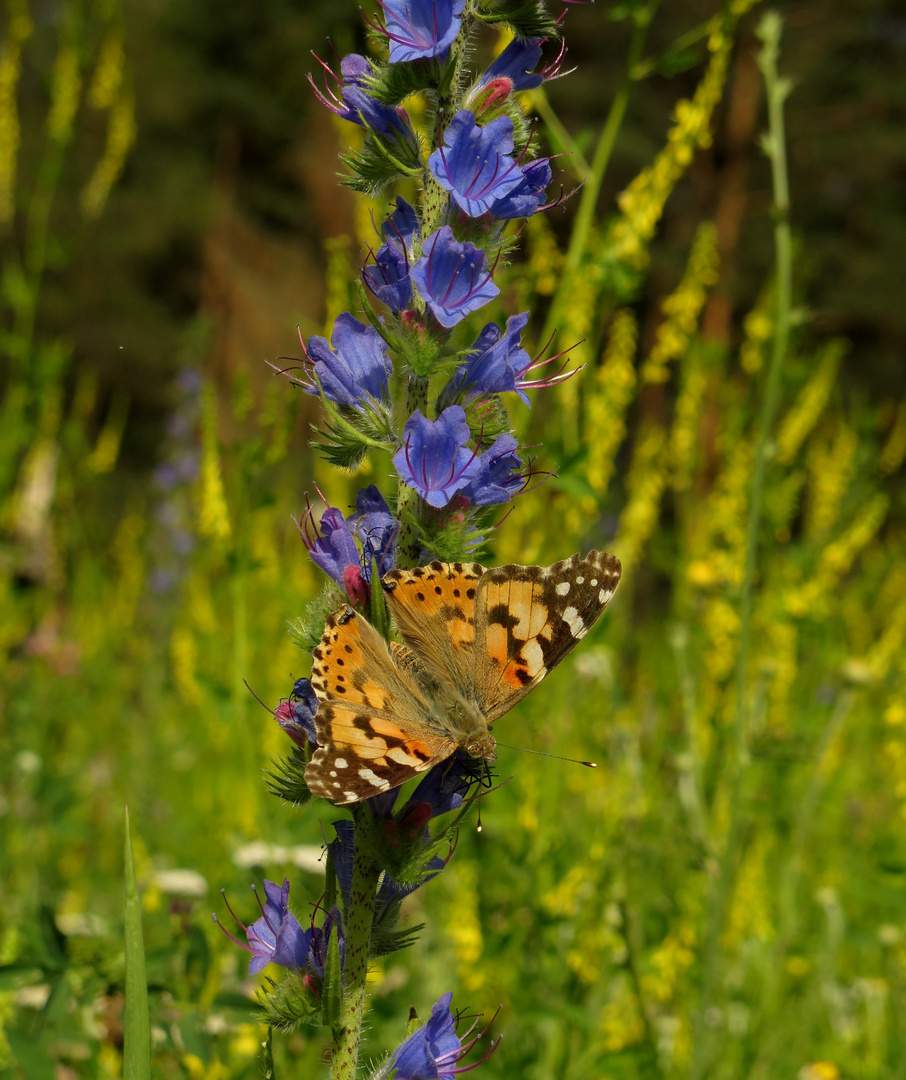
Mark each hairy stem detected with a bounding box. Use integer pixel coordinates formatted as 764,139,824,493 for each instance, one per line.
330,809,380,1080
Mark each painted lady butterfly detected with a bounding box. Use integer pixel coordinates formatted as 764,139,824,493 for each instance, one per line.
304,550,622,804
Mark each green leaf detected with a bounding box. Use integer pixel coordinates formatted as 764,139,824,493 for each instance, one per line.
124,808,151,1080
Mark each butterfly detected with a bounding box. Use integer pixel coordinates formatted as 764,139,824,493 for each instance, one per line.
304,550,622,805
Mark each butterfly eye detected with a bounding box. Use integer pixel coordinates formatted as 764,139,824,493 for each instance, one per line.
466,743,483,758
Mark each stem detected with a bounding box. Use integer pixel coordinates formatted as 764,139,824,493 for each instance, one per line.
539,5,655,350
330,808,381,1080
688,14,793,1079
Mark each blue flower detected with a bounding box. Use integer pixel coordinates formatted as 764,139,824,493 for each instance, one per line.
428,111,523,218
310,53,414,140
379,992,497,1079
302,313,392,408
363,198,421,313
490,156,551,220
347,484,399,576
461,434,523,506
441,313,533,406
410,227,500,329
302,503,362,588
300,488,401,600
393,407,481,508
274,678,318,746
244,879,310,975
381,0,466,63
479,36,544,91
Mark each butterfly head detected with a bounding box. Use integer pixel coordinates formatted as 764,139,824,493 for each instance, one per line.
464,732,497,764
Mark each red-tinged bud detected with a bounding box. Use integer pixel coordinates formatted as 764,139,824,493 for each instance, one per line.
399,802,433,833
301,973,321,998
472,76,514,116
343,564,369,609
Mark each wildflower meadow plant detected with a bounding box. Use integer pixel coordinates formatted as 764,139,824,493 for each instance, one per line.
227,2,622,1076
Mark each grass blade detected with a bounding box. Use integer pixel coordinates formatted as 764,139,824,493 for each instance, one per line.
124,807,151,1080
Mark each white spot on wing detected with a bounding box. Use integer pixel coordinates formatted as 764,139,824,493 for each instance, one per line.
334,757,348,769
358,767,387,788
599,587,611,604
576,576,585,584
555,581,570,596
561,605,587,639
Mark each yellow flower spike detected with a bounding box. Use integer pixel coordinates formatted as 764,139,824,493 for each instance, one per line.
776,341,845,465
323,235,354,335
81,88,136,218
197,384,232,546
585,309,638,501
605,28,731,271
0,2,33,226
815,492,889,594
446,861,484,993
643,223,718,385
669,344,708,495
613,425,668,574
525,211,562,296
110,511,145,629
880,402,906,475
88,30,125,111
171,624,202,706
46,44,81,144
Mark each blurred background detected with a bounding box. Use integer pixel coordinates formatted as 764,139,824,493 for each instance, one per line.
2,1,906,1077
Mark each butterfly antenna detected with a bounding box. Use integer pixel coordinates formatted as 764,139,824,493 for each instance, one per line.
493,742,598,768
243,679,274,714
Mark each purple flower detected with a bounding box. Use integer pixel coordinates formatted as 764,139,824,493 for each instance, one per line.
461,434,523,506
347,484,399,576
363,198,420,313
302,313,392,408
275,678,318,746
393,407,481,508
214,880,344,983
380,0,466,63
410,227,500,329
244,880,309,974
491,157,552,220
479,37,544,91
379,992,498,1079
310,53,414,139
442,313,533,406
429,111,523,218
302,504,363,590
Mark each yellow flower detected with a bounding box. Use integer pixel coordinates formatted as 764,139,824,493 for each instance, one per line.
613,426,668,574
775,340,845,464
81,89,137,218
46,44,81,143
880,402,906,475
642,223,719,385
585,309,638,501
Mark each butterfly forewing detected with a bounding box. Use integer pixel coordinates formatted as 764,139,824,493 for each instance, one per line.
474,550,622,723
305,607,456,804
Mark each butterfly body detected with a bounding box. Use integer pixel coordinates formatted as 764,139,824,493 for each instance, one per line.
305,550,621,805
